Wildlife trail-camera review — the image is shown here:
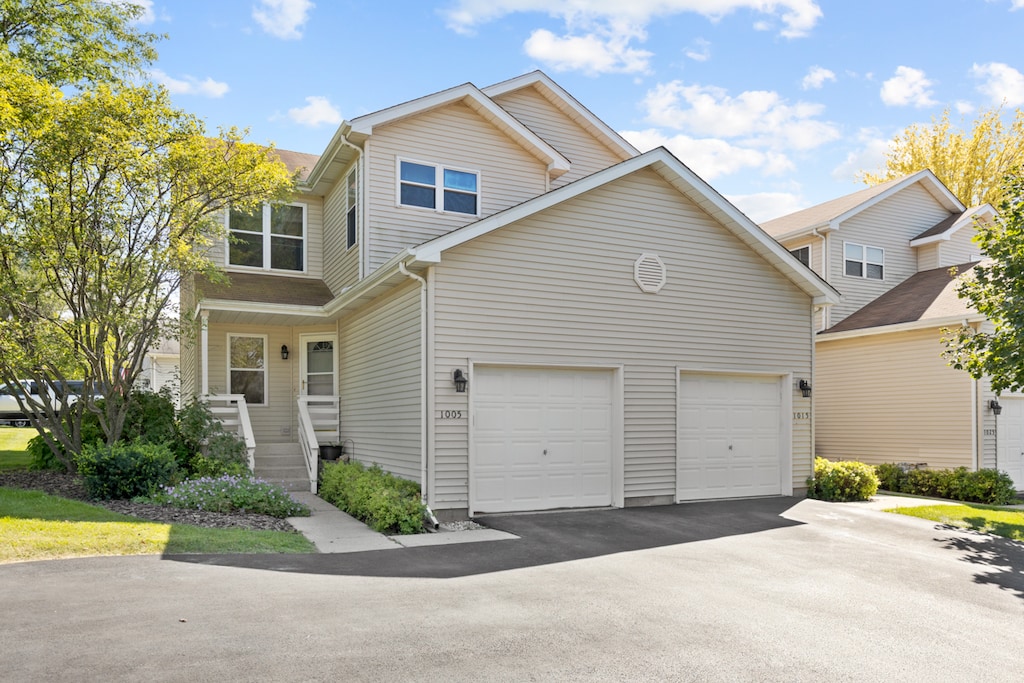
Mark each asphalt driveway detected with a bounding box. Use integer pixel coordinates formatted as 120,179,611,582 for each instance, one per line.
2,497,1022,681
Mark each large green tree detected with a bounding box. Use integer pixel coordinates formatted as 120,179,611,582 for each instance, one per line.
0,1,295,469
861,107,1024,209
944,169,1024,393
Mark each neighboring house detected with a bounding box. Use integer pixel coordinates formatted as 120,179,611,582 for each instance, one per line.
181,71,839,518
139,337,180,406
761,170,1023,490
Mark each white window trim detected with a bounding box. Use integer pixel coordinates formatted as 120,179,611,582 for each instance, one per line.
395,157,481,217
225,202,308,273
345,169,358,251
227,333,268,406
843,241,884,280
790,245,811,269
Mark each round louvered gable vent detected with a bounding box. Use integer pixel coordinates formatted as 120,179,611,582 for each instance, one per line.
634,253,667,293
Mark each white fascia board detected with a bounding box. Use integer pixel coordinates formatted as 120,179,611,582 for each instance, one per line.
348,83,570,177
199,299,328,318
832,170,965,226
817,314,984,342
482,71,639,160
303,122,354,190
910,204,998,247
768,221,833,244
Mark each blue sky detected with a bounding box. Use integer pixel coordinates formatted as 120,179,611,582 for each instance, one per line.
139,0,1024,221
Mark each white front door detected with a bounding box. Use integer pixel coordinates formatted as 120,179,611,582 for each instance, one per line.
997,397,1024,490
299,334,337,397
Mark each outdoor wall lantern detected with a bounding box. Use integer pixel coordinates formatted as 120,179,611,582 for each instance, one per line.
281,345,290,360
990,399,1003,416
798,379,812,398
453,369,468,393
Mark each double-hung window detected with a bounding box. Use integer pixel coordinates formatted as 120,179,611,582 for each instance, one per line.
346,170,358,249
844,242,884,280
790,246,810,267
398,159,479,216
228,203,306,272
228,334,266,405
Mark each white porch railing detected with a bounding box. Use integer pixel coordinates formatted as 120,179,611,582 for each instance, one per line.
204,394,257,470
297,395,340,493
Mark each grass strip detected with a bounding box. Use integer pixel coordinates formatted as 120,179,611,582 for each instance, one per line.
0,487,315,563
0,427,34,471
886,503,1024,542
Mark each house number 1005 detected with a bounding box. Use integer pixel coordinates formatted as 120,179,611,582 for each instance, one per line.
440,410,463,419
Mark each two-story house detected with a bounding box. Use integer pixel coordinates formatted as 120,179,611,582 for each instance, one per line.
181,71,839,519
761,170,1023,490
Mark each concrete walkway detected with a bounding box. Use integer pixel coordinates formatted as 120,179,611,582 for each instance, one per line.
286,492,517,553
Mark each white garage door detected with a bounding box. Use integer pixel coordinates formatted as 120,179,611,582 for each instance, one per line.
996,398,1024,491
471,367,614,514
677,373,784,501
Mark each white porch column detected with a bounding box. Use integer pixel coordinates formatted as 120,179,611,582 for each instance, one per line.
200,310,209,396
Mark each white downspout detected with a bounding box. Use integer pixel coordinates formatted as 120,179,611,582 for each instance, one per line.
971,376,979,471
813,228,828,331
399,261,431,512
200,310,209,396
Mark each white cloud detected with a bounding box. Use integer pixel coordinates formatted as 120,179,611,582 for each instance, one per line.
955,100,975,115
801,66,835,90
253,0,314,40
150,69,229,98
524,21,652,74
1013,0,1024,9
621,128,793,180
641,80,840,151
971,62,1024,107
880,66,936,107
684,38,710,62
443,1,821,74
728,192,806,223
830,130,891,182
287,96,342,127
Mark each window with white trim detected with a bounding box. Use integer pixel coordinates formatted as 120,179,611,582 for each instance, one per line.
398,159,479,216
790,246,810,267
346,169,357,250
844,242,884,280
228,334,267,405
227,203,306,272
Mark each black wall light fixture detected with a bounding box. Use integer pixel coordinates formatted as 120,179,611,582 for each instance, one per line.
798,379,812,398
990,399,1003,416
453,369,468,393
281,345,290,360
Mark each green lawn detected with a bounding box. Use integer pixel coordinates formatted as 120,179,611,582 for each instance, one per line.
886,503,1024,542
0,426,35,471
0,487,316,563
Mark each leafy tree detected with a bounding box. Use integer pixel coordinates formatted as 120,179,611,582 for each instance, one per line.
944,169,1024,393
860,107,1024,208
0,2,295,470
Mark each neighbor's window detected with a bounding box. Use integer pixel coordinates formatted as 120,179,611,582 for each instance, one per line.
228,203,306,272
346,169,358,249
790,246,810,267
398,159,479,216
844,242,884,280
228,334,266,405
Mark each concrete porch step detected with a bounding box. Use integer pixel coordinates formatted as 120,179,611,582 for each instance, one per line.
253,442,311,492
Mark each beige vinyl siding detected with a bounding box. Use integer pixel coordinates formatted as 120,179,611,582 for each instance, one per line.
938,223,983,266
916,242,941,271
831,184,951,324
492,86,625,188
338,281,422,481
178,316,200,402
365,101,548,273
815,328,974,469
430,169,814,508
323,168,360,294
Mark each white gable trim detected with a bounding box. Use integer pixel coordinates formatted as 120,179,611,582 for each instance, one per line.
348,82,570,178
831,170,964,227
483,71,638,161
409,147,839,305
910,204,997,246
818,314,984,342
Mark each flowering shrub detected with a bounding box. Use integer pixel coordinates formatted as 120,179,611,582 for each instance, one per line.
807,457,879,502
148,475,310,518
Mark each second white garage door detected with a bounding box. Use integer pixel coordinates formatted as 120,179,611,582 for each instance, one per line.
471,366,614,514
677,373,785,501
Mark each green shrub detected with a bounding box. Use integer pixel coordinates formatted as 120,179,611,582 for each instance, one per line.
319,460,425,534
189,454,250,479
176,400,248,475
873,462,906,492
147,475,310,518
74,441,179,500
26,435,67,471
807,457,880,502
871,463,1016,505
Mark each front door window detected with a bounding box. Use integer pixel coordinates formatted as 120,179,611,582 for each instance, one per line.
302,337,335,396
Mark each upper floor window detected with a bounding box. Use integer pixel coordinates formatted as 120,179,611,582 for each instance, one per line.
227,203,306,272
346,170,357,250
790,246,810,267
398,159,479,216
844,242,884,280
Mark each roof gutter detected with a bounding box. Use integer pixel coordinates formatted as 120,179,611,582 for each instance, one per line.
816,314,984,342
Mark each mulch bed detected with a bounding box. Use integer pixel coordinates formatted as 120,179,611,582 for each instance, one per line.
0,470,298,533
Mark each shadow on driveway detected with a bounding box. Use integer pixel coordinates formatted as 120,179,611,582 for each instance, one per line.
935,526,1024,601
167,496,803,578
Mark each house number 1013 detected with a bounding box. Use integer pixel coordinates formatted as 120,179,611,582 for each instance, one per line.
440,410,463,419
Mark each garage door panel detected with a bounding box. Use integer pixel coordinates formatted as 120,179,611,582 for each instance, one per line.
471,367,614,513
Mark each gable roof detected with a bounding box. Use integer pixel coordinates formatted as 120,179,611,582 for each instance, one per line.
482,71,638,162
910,204,997,246
272,148,321,183
761,170,965,241
408,147,839,305
821,262,981,337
